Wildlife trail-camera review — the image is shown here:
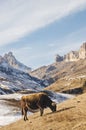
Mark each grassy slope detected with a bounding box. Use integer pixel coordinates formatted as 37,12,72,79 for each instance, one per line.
45,77,86,94
31,59,86,94
0,93,86,130
31,60,86,80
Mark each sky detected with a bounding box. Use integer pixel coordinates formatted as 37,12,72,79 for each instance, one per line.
0,0,86,69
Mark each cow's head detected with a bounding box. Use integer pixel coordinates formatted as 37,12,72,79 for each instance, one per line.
51,102,56,112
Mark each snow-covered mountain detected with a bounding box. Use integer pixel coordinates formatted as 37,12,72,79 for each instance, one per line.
0,57,47,94
4,52,31,73
0,52,50,95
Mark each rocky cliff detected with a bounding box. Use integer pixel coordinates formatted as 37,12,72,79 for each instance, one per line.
64,51,79,62
55,42,86,62
79,42,86,59
55,54,63,62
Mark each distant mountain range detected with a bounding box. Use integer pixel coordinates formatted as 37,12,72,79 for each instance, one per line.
0,42,86,95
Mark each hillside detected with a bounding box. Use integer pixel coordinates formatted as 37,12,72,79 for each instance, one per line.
31,43,86,94
0,59,46,94
45,75,86,94
31,59,86,91
31,43,86,86
0,93,86,130
0,92,73,127
31,59,86,79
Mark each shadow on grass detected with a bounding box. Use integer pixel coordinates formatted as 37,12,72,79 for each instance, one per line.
45,106,76,116
57,106,75,112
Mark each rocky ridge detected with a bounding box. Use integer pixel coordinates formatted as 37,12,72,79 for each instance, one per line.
31,42,86,93
55,42,86,62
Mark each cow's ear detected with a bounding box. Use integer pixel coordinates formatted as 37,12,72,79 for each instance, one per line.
52,102,56,106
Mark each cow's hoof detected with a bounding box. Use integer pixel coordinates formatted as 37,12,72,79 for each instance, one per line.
24,119,26,121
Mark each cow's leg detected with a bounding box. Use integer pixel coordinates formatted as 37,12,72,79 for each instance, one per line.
25,112,28,120
25,109,28,120
37,103,44,116
24,107,29,121
23,108,26,121
40,108,44,116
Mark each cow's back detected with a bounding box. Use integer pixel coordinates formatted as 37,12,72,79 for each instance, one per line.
21,92,52,109
28,92,52,108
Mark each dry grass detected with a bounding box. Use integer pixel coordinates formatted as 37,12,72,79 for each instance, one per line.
0,93,86,130
45,77,86,94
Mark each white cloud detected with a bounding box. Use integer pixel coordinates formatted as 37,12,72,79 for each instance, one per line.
0,0,86,46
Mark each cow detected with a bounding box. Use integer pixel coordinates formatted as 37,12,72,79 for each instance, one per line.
21,92,56,121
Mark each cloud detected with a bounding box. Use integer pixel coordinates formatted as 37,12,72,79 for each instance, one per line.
0,0,86,46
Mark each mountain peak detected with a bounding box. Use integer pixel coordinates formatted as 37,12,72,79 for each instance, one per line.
3,52,31,73
4,52,16,65
7,51,13,56
4,52,14,58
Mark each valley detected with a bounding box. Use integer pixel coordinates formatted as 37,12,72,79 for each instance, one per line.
0,42,86,130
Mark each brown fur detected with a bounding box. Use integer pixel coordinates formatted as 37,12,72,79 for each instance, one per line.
21,92,56,121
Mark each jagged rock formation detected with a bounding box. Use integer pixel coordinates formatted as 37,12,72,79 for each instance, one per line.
1,52,31,73
55,54,63,62
64,51,79,62
79,43,86,59
55,42,86,62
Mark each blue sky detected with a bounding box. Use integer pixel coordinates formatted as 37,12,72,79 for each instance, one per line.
0,0,86,69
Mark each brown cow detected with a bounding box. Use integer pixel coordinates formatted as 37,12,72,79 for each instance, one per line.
21,92,56,121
